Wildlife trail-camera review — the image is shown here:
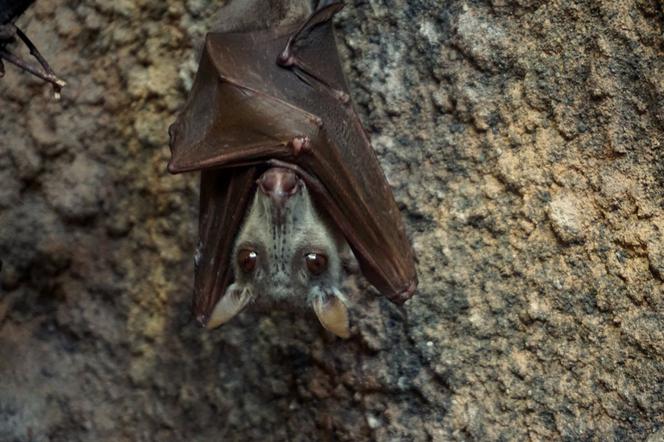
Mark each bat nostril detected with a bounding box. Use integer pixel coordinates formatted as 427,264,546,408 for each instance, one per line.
258,172,272,191
258,167,300,206
279,172,298,195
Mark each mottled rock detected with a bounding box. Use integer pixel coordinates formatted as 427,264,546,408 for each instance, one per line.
8,138,42,181
43,155,106,221
647,235,664,281
0,170,21,209
548,194,588,244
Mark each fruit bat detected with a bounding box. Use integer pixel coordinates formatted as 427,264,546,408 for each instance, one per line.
168,0,417,337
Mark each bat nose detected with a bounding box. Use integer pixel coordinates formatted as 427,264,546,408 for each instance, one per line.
258,167,300,207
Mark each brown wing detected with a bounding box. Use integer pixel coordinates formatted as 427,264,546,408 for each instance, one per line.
170,1,417,316
167,37,322,174
193,167,257,324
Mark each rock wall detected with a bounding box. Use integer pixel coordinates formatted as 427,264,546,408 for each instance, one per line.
1,0,663,440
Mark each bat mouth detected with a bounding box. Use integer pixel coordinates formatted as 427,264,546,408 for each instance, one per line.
257,167,301,209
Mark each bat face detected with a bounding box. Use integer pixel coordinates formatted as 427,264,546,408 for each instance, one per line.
207,167,357,338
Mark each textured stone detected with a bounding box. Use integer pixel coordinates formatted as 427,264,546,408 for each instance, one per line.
548,194,588,244
43,154,106,221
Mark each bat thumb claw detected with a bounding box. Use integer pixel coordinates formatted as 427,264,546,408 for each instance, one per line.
207,285,253,329
313,293,350,339
390,280,417,305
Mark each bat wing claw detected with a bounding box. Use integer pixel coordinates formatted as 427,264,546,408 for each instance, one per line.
391,280,418,304
313,293,350,339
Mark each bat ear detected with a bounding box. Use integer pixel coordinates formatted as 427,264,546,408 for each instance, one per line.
207,284,253,330
312,291,350,339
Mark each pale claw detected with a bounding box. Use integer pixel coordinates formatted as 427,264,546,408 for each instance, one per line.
207,285,253,329
313,293,350,339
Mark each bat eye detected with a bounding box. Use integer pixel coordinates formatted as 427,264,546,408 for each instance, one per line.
305,253,328,276
238,249,258,273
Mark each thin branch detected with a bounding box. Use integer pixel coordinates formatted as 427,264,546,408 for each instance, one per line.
0,49,63,92
15,27,61,83
0,25,65,98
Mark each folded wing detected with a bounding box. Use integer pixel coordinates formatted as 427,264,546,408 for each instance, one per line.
169,2,417,324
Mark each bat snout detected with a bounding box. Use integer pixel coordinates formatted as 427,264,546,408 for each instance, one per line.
258,167,301,208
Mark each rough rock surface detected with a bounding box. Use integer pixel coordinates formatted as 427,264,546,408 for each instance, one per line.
1,0,663,440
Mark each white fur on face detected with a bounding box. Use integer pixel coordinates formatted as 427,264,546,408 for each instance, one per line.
232,182,348,303
208,177,357,337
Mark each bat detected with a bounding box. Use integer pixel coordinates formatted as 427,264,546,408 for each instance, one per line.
0,0,65,97
168,0,417,338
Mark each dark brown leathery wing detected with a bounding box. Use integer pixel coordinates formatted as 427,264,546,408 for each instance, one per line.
194,167,257,324
169,2,417,324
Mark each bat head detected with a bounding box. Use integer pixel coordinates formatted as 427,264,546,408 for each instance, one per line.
207,167,358,338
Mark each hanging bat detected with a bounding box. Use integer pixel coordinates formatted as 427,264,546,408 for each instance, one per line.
0,0,65,97
168,0,417,338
